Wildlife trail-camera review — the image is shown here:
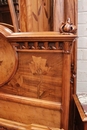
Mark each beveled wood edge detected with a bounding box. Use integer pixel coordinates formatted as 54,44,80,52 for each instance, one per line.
0,25,77,42
0,25,12,37
0,118,64,130
0,92,61,111
16,49,64,53
73,94,87,122
0,22,15,32
7,32,77,42
0,118,27,130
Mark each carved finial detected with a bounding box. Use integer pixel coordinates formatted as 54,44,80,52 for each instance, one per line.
59,18,77,34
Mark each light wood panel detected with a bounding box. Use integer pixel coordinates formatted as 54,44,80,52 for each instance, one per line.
0,118,63,130
0,94,61,128
19,0,51,31
1,52,63,102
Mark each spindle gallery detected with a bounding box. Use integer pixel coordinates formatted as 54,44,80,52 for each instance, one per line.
0,0,78,130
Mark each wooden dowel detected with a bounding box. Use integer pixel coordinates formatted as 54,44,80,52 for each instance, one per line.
7,0,19,32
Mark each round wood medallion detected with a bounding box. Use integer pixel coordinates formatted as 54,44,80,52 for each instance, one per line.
0,35,18,86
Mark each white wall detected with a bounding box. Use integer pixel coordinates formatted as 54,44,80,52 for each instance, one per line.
77,0,87,93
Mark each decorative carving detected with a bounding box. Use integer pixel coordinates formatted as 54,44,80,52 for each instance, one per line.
59,18,77,34
14,41,65,51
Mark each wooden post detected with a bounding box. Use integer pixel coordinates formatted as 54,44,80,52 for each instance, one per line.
62,42,71,130
64,1,78,130
7,0,19,32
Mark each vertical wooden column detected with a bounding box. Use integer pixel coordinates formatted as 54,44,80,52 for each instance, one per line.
62,42,71,130
53,0,64,31
73,0,78,94
8,0,19,32
64,1,77,130
64,0,77,104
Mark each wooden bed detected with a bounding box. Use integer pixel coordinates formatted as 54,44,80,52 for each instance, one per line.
0,0,78,130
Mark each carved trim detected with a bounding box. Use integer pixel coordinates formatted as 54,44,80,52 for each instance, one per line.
59,18,77,34
12,41,74,54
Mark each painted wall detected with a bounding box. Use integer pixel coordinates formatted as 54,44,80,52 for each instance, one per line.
77,0,87,93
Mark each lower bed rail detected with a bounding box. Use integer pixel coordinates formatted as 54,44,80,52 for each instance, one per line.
0,118,64,130
0,92,62,129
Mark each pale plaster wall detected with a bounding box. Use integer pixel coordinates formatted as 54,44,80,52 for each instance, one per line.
77,0,87,92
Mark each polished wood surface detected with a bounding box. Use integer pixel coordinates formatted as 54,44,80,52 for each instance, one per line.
0,118,64,130
19,0,51,32
8,0,19,32
0,24,77,130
